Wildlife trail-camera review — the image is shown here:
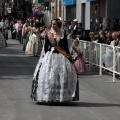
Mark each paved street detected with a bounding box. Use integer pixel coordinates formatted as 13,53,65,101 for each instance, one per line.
0,39,120,120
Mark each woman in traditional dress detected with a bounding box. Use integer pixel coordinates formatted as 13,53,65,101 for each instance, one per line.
25,27,39,56
30,18,79,103
70,38,87,74
23,26,31,51
0,27,7,48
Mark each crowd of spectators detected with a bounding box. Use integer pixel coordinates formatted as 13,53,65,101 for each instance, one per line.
62,18,120,72
0,16,45,56
0,16,120,73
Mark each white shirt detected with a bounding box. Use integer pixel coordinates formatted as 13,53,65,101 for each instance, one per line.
15,23,19,32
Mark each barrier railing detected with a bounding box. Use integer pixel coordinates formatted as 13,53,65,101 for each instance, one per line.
115,46,120,74
79,40,120,82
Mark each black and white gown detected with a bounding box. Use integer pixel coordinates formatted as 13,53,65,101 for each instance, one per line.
31,31,79,102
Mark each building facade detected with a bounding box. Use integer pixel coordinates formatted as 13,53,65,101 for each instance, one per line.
50,0,77,22
1,0,120,28
62,0,76,21
76,0,120,30
51,0,64,21
12,0,32,19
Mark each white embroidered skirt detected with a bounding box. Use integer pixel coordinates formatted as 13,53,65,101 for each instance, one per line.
31,49,78,102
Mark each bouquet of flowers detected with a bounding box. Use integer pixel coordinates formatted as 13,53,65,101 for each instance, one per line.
68,52,77,63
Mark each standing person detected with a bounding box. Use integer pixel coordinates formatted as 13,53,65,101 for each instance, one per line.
14,20,19,40
22,20,29,43
30,18,79,103
110,31,117,46
104,31,112,45
73,19,78,35
23,26,31,51
29,22,33,34
25,28,39,56
98,30,106,44
0,18,5,28
0,27,7,48
35,23,43,55
95,17,103,32
62,21,69,32
82,30,91,41
18,20,23,44
104,19,112,31
76,23,84,38
70,38,87,74
69,21,75,31
112,18,120,31
11,20,16,39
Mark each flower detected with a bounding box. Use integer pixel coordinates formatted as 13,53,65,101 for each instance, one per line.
68,54,77,63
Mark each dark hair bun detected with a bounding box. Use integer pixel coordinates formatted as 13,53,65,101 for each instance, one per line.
52,18,62,28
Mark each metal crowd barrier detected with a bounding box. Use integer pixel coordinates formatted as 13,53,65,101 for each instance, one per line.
115,46,120,73
79,40,120,82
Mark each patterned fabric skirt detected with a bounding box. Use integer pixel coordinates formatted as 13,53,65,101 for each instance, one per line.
0,32,6,48
26,38,39,56
74,58,87,74
31,49,79,102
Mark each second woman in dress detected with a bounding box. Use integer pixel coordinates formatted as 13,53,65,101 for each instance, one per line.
70,38,87,74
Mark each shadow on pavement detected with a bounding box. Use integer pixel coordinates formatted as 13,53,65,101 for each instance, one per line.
35,101,120,107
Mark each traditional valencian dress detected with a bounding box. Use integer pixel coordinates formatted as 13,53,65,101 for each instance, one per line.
30,29,79,102
23,32,30,51
0,31,7,48
25,33,39,56
70,45,87,74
